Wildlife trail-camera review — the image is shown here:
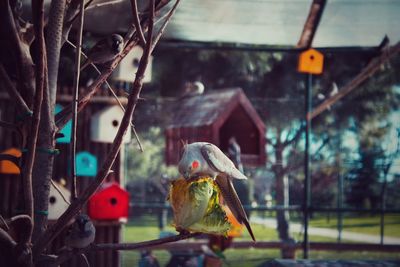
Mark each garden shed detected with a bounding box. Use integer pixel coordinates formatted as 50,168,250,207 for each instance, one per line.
165,88,266,166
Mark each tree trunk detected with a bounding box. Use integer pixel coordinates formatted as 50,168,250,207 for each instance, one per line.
274,142,291,241
32,98,56,242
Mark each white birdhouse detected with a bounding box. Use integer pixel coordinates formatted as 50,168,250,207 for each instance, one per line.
112,46,153,83
48,181,71,220
91,105,131,143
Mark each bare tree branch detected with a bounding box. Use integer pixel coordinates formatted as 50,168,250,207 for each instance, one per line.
70,0,85,201
65,39,144,152
0,64,32,115
32,0,173,257
308,41,400,120
46,0,66,106
50,180,71,205
91,232,200,251
86,0,124,10
0,0,35,106
282,123,305,147
21,0,46,241
150,0,181,52
297,0,326,49
55,0,170,129
130,0,147,47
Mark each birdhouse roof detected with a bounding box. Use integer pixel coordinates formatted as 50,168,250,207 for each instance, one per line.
92,105,124,120
94,182,129,198
168,88,264,130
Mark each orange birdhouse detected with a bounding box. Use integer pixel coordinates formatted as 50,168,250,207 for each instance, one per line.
0,148,22,174
88,182,129,221
298,48,324,75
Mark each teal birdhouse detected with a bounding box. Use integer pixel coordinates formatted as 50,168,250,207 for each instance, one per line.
55,104,72,143
76,151,97,177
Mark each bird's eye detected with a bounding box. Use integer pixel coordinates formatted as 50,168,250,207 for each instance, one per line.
192,160,199,169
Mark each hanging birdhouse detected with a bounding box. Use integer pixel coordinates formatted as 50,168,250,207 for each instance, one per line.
88,182,129,221
297,48,324,75
0,148,22,174
112,46,153,83
91,105,131,143
48,180,71,220
55,104,72,143
76,151,98,177
165,88,266,166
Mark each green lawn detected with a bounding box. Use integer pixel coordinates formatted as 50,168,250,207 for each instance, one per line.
306,213,400,237
121,215,400,266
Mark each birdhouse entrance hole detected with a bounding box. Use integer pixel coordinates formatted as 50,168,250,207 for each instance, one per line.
110,197,118,206
219,105,260,155
49,196,56,204
112,120,119,127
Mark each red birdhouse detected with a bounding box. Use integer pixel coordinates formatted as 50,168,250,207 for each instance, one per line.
88,182,129,221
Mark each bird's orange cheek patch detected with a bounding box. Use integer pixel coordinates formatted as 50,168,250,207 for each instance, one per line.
192,160,199,169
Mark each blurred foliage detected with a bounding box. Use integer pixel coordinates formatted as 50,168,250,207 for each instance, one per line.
125,126,178,182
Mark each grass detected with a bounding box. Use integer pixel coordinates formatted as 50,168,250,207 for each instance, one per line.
120,215,400,266
306,213,400,237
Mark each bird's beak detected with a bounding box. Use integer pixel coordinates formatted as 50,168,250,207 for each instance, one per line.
183,171,191,179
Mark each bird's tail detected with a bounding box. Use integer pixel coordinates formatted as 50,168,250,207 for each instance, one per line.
243,218,256,242
215,176,256,242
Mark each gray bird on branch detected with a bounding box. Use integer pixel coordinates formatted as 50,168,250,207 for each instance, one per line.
65,214,95,249
81,34,124,71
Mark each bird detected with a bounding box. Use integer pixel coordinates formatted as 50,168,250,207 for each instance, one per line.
329,82,339,97
178,142,256,241
81,34,124,71
180,81,205,98
65,214,96,249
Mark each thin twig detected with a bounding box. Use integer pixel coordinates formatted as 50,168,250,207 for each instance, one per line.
150,0,181,53
91,232,200,251
33,0,172,256
70,0,85,201
65,39,144,152
308,42,400,120
0,64,32,115
55,1,169,130
130,0,146,47
23,0,46,238
0,214,10,231
79,253,90,267
50,180,71,205
86,0,124,10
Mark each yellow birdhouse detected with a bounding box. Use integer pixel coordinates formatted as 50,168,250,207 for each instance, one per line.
298,48,324,75
0,148,22,174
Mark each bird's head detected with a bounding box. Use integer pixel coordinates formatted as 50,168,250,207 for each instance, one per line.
75,214,91,232
178,143,202,179
110,34,124,54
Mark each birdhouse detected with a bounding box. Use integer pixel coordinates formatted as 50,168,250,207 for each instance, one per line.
88,182,129,220
48,180,71,220
165,88,266,166
76,151,98,177
112,46,153,83
297,48,324,75
91,105,131,143
0,148,22,174
55,104,72,143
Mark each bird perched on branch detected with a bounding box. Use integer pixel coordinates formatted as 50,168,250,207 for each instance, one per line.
65,214,96,249
180,81,205,98
81,34,124,71
178,142,255,241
